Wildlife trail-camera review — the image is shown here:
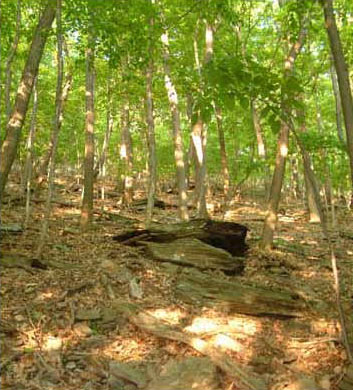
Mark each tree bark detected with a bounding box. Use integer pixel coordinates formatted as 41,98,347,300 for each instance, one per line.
37,0,63,257
0,0,56,198
5,0,21,122
321,0,353,204
146,4,157,223
161,28,189,221
120,100,133,204
80,30,95,230
214,105,230,196
329,59,345,145
192,23,214,218
261,20,307,250
35,68,72,187
94,76,114,179
23,75,38,228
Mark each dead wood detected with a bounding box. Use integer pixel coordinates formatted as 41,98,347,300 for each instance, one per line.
141,238,244,274
176,270,306,318
113,218,248,257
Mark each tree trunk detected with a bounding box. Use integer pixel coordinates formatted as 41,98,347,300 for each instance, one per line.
5,0,21,122
35,69,72,187
321,0,353,204
296,107,322,222
23,75,38,228
192,23,214,218
161,29,189,221
261,20,307,250
214,105,230,197
146,4,157,223
37,0,63,257
120,100,133,204
0,0,56,198
80,30,95,230
329,59,345,145
94,76,114,179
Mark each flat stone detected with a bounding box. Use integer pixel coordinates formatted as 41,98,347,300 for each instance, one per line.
145,357,221,390
76,308,101,321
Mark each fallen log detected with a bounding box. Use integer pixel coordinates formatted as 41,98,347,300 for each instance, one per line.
176,270,305,318
141,238,244,274
113,218,248,257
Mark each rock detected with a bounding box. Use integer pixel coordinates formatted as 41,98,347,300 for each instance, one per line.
66,361,76,370
76,308,102,321
109,361,147,388
129,278,143,299
145,357,221,390
74,322,93,337
318,375,331,390
101,259,117,272
285,376,321,390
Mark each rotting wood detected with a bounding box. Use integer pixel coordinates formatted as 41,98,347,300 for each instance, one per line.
141,238,244,274
176,270,305,318
113,218,248,257
112,301,266,390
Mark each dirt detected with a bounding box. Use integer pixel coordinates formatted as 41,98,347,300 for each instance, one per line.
1,179,352,390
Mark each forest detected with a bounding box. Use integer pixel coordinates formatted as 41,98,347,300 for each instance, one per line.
1,0,353,389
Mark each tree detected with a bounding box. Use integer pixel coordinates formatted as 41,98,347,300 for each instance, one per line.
0,0,56,198
261,15,308,250
80,28,95,230
321,0,353,205
160,25,189,221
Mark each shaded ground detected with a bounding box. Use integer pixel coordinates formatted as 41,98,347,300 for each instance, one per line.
1,178,353,390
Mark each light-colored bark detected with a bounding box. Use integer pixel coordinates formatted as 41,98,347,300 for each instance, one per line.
35,68,72,187
5,0,21,122
146,6,157,223
120,100,133,204
161,28,189,221
214,105,230,196
0,0,56,198
321,0,353,203
94,77,114,179
37,0,63,257
192,23,214,218
80,31,95,230
261,20,307,250
23,75,38,228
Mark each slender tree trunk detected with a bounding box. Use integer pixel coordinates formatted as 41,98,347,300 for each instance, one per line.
120,100,133,204
36,0,63,257
193,23,214,218
329,59,345,144
214,105,230,196
161,29,189,221
5,0,21,122
146,4,157,223
250,99,270,196
184,93,194,188
80,31,95,230
35,69,72,187
296,107,322,222
321,0,353,205
23,75,38,228
94,77,114,179
261,20,307,250
0,0,56,198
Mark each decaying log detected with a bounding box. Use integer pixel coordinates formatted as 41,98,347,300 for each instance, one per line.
113,218,248,257
176,270,305,318
112,301,266,390
141,238,244,274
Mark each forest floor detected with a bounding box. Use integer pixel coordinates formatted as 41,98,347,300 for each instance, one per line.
1,177,353,390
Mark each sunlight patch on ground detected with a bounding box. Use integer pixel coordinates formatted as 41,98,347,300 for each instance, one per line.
147,308,185,325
